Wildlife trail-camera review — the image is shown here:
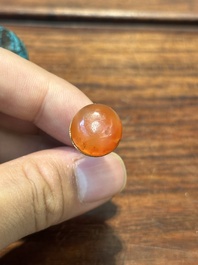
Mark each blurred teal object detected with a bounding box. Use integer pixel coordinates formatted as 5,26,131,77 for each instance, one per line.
0,26,28,59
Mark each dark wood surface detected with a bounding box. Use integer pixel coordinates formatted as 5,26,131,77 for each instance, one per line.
1,0,198,22
1,2,198,264
1,0,198,14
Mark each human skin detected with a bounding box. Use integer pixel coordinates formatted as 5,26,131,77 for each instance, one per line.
0,48,127,250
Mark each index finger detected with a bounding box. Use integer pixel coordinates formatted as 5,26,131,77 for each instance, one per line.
0,48,92,145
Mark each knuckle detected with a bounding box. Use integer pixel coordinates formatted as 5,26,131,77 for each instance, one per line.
21,158,65,231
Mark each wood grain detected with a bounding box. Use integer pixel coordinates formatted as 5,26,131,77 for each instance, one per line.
1,1,198,22
0,23,198,264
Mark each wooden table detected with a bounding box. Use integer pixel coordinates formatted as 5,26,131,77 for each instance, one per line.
1,1,198,264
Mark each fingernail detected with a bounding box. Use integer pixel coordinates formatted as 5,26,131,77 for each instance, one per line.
74,153,127,203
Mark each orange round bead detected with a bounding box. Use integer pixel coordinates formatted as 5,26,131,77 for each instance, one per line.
69,104,122,157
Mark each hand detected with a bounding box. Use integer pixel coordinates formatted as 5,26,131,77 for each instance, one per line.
0,48,126,250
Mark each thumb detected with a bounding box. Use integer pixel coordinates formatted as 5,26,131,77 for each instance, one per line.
0,147,126,249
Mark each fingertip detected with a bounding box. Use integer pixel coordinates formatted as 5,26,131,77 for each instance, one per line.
74,152,127,203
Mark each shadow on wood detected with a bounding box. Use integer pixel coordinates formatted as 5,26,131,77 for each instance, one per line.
0,201,123,265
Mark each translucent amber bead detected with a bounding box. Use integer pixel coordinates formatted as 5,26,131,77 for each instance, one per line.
69,104,122,157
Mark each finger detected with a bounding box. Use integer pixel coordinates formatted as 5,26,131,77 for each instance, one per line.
0,129,62,163
0,148,126,249
0,48,92,145
0,113,38,134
